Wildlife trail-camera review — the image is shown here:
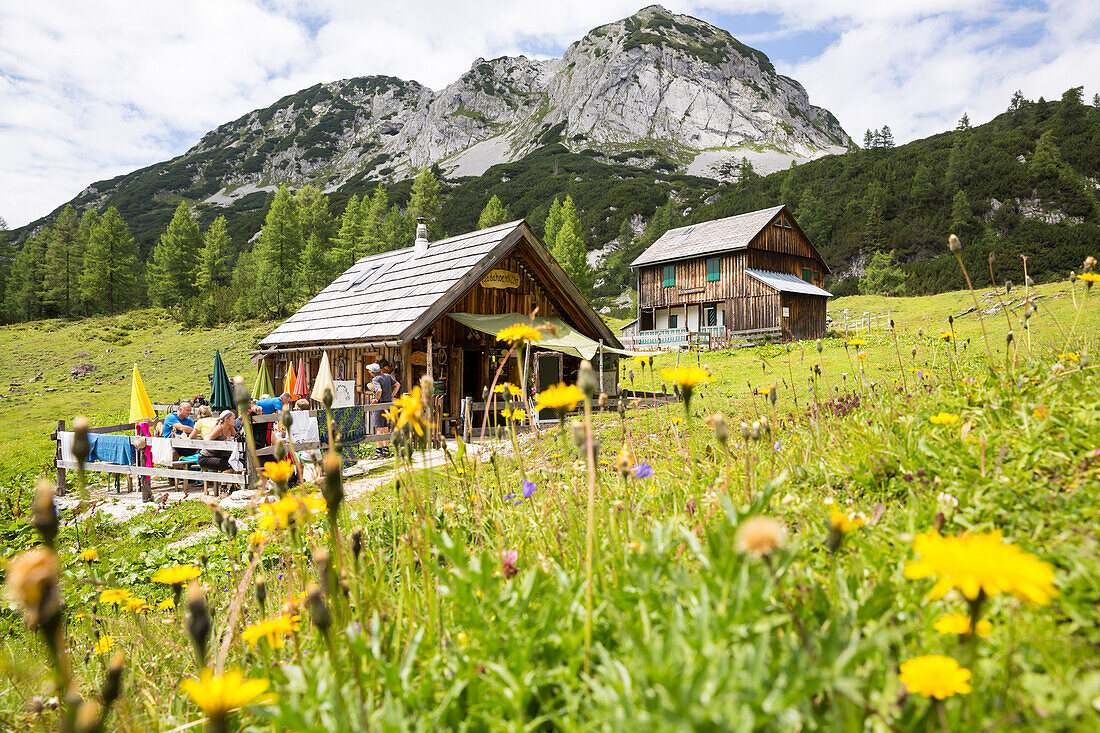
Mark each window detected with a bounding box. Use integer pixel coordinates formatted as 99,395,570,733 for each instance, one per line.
706,256,720,282
669,314,678,329
802,268,813,283
663,264,675,287
704,306,718,327
782,307,790,318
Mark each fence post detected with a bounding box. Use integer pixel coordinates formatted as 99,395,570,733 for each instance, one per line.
56,419,66,496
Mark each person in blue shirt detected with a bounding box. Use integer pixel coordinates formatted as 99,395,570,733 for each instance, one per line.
162,401,198,457
256,392,292,414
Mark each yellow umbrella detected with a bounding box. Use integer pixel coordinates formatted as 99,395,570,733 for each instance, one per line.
283,361,297,397
128,364,156,423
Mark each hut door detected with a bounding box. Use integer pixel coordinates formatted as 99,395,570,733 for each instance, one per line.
534,351,563,421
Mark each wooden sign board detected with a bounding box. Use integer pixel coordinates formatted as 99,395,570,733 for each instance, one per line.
410,351,429,366
481,269,520,289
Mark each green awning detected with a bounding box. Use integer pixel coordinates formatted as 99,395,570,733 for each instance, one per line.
448,312,652,360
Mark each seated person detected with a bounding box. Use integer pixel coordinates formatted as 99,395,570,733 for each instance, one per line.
256,392,292,415
163,402,198,456
294,398,310,411
192,405,217,439
197,411,238,473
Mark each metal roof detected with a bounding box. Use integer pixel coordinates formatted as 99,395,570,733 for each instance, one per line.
745,268,833,297
261,220,526,346
630,205,785,268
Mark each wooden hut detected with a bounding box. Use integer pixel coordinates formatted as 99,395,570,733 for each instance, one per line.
256,219,622,431
629,205,832,344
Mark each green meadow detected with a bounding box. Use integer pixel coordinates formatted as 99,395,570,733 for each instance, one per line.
1,275,1099,730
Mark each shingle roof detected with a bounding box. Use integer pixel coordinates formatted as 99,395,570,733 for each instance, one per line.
630,205,784,268
746,269,832,297
261,220,525,346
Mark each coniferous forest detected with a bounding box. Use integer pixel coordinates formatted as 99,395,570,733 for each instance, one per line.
2,88,1098,325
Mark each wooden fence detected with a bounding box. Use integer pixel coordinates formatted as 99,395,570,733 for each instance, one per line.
833,309,892,336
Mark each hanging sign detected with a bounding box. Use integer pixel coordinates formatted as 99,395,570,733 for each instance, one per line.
410,351,429,367
481,269,520,289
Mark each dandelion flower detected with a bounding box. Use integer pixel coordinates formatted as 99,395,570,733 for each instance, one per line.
903,530,1057,604
830,510,866,533
262,460,295,483
5,547,60,614
898,655,972,699
124,597,149,613
495,323,542,345
500,407,527,422
151,565,202,586
1057,352,1079,362
929,412,960,425
92,636,113,654
240,614,300,650
393,387,425,436
78,548,99,563
933,613,991,638
249,531,266,547
1078,272,1100,283
633,355,652,367
493,383,522,398
940,331,954,341
661,366,710,389
535,383,584,412
735,516,787,557
847,338,865,347
99,588,132,606
180,668,272,720
156,598,176,611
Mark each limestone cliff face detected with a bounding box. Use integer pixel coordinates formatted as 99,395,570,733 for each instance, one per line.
72,5,850,210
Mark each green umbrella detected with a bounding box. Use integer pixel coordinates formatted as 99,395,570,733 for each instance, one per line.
251,358,275,399
211,350,235,412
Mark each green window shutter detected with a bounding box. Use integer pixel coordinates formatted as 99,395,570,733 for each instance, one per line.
706,257,720,282
663,264,675,287
802,268,812,283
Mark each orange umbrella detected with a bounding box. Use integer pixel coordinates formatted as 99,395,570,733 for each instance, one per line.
293,357,310,398
283,361,297,397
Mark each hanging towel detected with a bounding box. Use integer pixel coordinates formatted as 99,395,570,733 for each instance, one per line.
58,432,77,463
135,422,153,468
289,411,320,445
228,443,244,473
88,434,135,466
319,406,367,468
150,437,174,466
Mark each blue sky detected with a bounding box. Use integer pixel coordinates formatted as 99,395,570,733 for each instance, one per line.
1,0,1097,228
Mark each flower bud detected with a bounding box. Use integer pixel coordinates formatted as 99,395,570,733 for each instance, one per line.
351,529,363,561
72,415,90,467
273,439,288,462
750,421,762,441
740,422,751,441
232,376,250,410
313,547,331,596
102,652,125,708
1004,280,1013,293
598,393,607,408
948,234,961,252
768,386,778,405
74,700,102,733
816,339,823,353
255,575,267,614
321,452,344,521
577,360,599,397
306,583,331,632
1026,276,1034,287
322,387,334,409
32,479,59,548
1078,354,1090,368
186,582,210,664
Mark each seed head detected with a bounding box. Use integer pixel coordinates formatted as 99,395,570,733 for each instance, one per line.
577,360,599,397
735,516,787,557
255,575,267,613
32,479,58,548
72,415,90,467
948,234,961,252
185,582,210,665
704,413,728,444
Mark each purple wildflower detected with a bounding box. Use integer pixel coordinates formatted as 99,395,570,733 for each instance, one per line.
633,462,655,479
503,493,516,501
501,549,519,579
522,480,537,498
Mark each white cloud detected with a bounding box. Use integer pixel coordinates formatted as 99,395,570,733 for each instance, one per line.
1,0,1097,228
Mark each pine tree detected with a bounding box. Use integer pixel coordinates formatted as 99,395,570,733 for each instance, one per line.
955,114,971,132
75,210,100,316
252,186,302,317
330,194,363,273
543,197,563,246
1009,90,1026,112
294,185,335,297
295,185,334,250
477,195,511,229
779,165,799,209
0,216,10,319
3,233,47,322
950,190,975,240
879,125,895,148
863,199,886,251
360,186,390,257
148,201,202,307
911,163,937,205
408,167,442,240
197,216,231,291
80,207,138,313
863,129,874,149
42,205,81,317
385,205,414,249
550,196,592,293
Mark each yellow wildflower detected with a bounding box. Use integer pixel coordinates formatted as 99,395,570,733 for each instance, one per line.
262,460,295,483
249,531,267,547
1057,352,1079,361
759,386,772,395
241,614,300,650
78,548,99,563
661,366,710,388
156,598,176,611
6,548,60,619
124,597,149,613
99,588,132,606
493,382,522,398
734,516,787,557
535,383,585,412
940,331,954,341
633,354,652,366
856,351,867,361
933,613,991,638
179,668,272,719
92,636,113,655
847,338,865,346
929,412,960,425
500,408,527,422
495,323,542,344
830,509,866,533
392,387,425,436
1032,405,1051,420
1078,272,1100,283
903,530,1057,604
898,655,972,699
151,565,202,586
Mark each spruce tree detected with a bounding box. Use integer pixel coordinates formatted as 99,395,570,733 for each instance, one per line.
197,216,231,291
80,207,138,313
550,196,592,293
148,201,202,307
950,190,975,241
408,167,442,240
911,163,937,205
879,125,895,148
42,205,81,317
252,186,302,317
863,199,886,251
477,195,511,229
863,130,874,149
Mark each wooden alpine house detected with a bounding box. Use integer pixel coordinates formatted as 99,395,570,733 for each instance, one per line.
256,219,623,432
629,204,831,346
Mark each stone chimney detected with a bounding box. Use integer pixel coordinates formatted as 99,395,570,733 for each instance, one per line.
413,217,429,257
